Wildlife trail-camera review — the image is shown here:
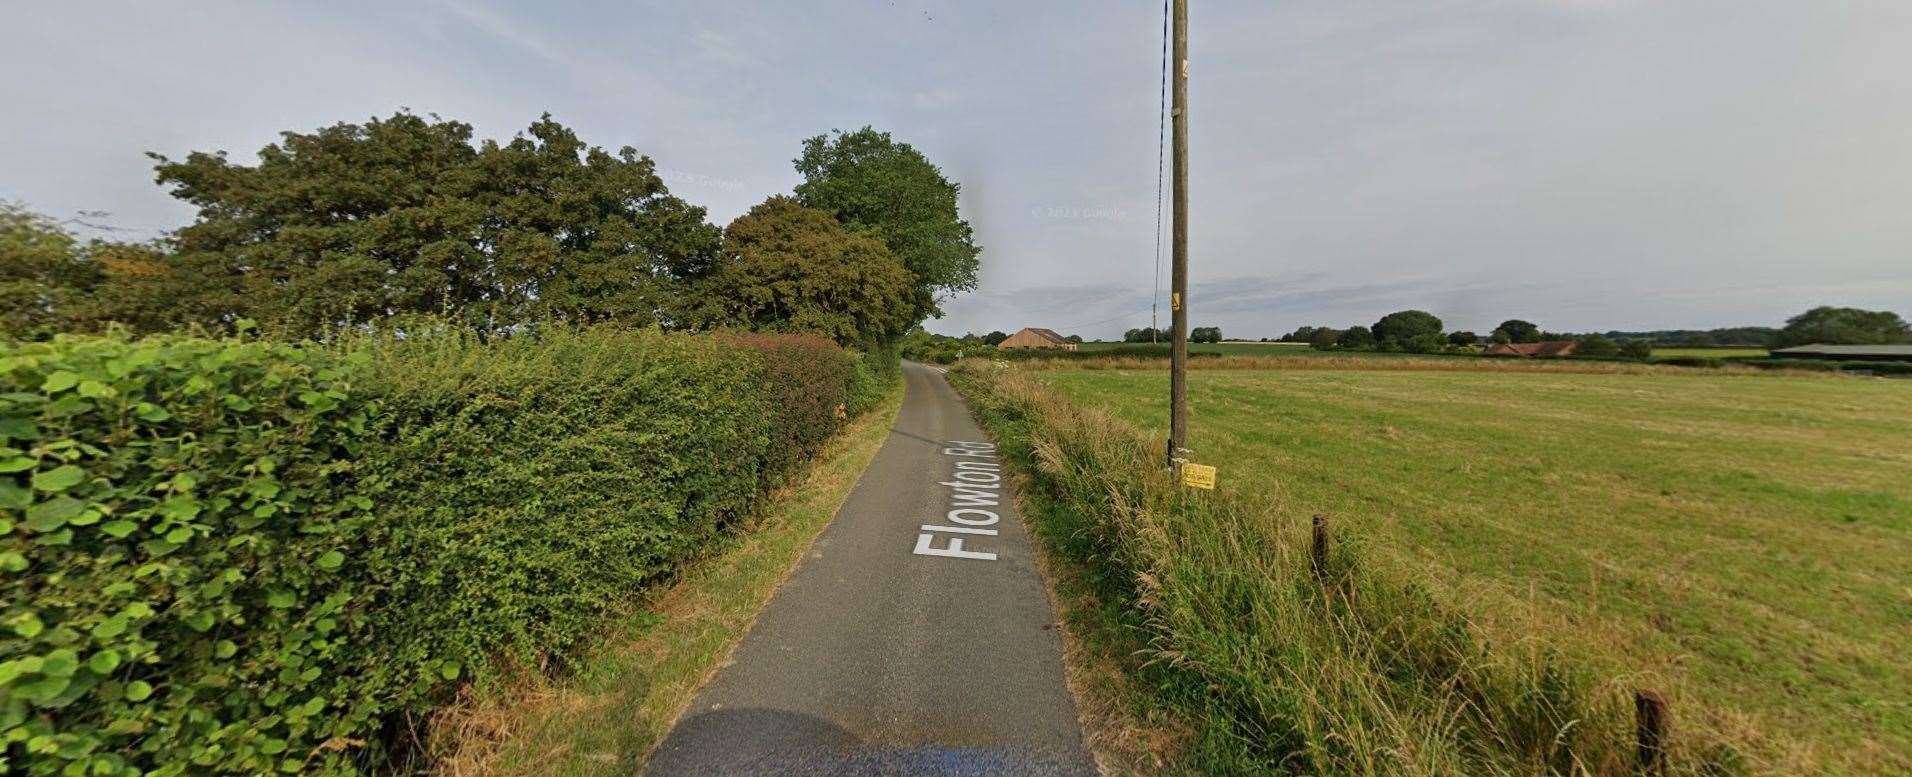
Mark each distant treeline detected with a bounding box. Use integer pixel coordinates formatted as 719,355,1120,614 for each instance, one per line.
1278,308,1909,351
1593,327,1778,346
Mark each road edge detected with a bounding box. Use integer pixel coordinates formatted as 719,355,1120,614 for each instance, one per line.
429,380,907,776
944,364,1196,776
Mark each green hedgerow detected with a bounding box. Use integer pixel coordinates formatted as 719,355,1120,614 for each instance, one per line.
0,333,379,776
2,324,886,775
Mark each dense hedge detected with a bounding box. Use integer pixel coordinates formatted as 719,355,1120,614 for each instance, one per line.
1,326,888,775
0,336,378,775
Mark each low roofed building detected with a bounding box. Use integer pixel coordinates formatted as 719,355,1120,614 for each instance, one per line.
1483,341,1579,357
999,327,1078,351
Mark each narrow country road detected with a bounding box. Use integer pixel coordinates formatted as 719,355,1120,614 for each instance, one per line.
648,362,1095,776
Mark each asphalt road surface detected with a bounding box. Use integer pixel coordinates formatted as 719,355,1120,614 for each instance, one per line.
648,362,1095,776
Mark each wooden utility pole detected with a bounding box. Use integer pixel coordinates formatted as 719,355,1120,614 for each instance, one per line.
1168,0,1190,469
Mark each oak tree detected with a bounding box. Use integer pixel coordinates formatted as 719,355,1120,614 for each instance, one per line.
688,196,917,346
794,127,978,319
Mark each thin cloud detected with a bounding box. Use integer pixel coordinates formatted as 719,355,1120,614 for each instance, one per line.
2,1,1907,340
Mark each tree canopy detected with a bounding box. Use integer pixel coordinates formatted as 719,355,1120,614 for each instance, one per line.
149,112,721,337
1775,306,1910,346
1372,310,1443,347
1336,326,1373,349
1,205,96,339
794,127,979,319
1492,319,1541,343
1575,334,1621,357
0,205,181,339
686,196,917,346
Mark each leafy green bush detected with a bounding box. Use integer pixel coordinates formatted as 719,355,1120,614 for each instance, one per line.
717,333,856,487
1576,334,1622,357
897,330,975,365
3,325,888,775
1,333,380,776
844,345,900,418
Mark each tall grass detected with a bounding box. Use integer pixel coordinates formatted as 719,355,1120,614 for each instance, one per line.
952,363,1746,775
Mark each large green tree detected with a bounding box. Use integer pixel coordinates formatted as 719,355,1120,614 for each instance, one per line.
0,205,182,338
1774,306,1910,346
1492,319,1541,343
687,196,917,346
1372,309,1443,348
1336,325,1374,349
150,112,720,336
0,205,97,339
793,127,979,319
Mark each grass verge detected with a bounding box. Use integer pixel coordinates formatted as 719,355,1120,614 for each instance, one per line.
951,362,1742,775
1027,364,1909,773
424,382,903,775
1012,462,1201,776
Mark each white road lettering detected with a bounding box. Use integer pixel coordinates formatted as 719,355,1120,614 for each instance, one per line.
914,532,996,561
921,524,999,535
946,508,999,525
915,441,1003,562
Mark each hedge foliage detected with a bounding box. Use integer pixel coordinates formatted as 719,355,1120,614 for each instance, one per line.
2,325,889,775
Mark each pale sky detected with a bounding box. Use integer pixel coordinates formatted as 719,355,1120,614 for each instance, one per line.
4,1,1909,339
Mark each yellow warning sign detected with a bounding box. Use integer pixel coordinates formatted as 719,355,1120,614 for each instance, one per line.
1180,462,1217,490
1171,292,1182,311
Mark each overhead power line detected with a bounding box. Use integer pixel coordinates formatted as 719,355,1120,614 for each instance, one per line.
1151,0,1169,345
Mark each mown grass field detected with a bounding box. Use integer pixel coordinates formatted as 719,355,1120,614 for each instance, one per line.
1031,364,1911,771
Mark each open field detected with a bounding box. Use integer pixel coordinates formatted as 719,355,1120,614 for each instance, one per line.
1074,342,1777,362
1652,347,1770,359
1027,364,1911,771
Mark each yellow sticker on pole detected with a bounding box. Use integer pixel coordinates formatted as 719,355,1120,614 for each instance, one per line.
1171,292,1182,311
1180,462,1216,490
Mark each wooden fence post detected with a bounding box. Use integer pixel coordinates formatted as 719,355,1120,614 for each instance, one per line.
1310,513,1329,580
1635,689,1669,775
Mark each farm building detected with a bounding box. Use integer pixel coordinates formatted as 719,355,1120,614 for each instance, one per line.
1484,341,1579,357
1770,344,1912,362
999,327,1078,351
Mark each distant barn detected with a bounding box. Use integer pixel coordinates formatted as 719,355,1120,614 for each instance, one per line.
1484,341,1578,357
999,327,1078,351
1770,344,1912,362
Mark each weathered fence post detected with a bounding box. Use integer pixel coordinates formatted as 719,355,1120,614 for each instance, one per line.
1635,689,1669,775
1310,513,1329,580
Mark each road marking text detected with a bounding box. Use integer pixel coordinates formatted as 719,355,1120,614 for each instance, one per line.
914,441,1002,561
